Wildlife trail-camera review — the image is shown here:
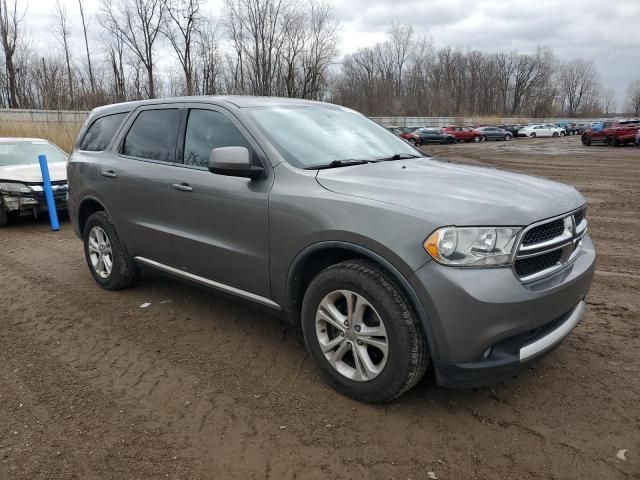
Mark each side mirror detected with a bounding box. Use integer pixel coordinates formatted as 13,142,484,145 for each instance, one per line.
208,146,265,179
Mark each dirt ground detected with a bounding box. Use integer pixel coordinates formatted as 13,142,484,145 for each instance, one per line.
1,136,638,479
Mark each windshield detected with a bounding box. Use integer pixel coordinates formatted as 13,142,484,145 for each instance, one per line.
0,141,67,167
247,105,420,169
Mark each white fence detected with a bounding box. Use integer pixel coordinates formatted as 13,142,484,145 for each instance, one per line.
0,108,610,127
0,109,89,123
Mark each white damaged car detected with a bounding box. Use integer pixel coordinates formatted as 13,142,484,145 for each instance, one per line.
0,138,68,227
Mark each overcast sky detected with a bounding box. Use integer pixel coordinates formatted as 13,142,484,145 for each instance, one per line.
22,0,640,108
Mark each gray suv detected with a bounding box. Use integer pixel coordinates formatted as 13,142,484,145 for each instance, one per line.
68,97,595,402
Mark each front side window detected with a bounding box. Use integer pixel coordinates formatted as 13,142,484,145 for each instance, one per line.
248,105,418,169
183,109,252,169
122,109,182,162
79,112,128,151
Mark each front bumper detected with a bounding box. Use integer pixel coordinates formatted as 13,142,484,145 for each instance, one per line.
1,184,68,216
409,235,596,388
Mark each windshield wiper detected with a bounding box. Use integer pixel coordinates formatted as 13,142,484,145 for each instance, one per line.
376,153,423,161
305,159,373,170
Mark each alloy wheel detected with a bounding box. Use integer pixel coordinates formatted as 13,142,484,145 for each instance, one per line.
88,226,113,279
315,289,389,382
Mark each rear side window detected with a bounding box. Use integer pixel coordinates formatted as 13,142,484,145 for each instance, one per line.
183,109,252,168
79,112,128,151
122,109,182,162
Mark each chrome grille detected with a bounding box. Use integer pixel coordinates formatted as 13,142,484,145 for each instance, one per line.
514,207,587,282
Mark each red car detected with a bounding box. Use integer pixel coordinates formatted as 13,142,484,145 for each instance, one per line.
582,120,640,146
387,126,421,146
442,126,483,143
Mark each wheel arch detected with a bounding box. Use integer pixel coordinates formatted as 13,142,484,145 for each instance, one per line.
285,241,439,359
77,196,110,236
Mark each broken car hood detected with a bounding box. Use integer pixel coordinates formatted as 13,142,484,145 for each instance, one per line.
0,162,67,184
316,157,585,226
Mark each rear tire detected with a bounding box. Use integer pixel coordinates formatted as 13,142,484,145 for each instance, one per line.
301,260,429,403
473,135,481,143
582,135,591,146
605,136,616,147
504,134,512,141
552,132,559,137
83,211,138,290
408,138,417,146
530,132,536,138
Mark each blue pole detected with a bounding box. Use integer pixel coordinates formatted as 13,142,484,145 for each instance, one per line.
38,154,60,231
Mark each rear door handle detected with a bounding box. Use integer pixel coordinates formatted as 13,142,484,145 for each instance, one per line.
101,170,117,178
172,183,193,192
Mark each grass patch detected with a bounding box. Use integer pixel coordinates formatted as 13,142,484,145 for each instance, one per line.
0,121,83,152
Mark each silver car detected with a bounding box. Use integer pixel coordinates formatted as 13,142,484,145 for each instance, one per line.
67,97,596,402
0,138,68,227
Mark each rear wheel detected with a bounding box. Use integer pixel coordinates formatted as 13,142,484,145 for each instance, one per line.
605,136,616,147
301,260,428,403
552,132,559,137
473,135,481,143
582,134,591,146
530,132,536,138
408,138,417,146
504,134,512,141
83,211,138,290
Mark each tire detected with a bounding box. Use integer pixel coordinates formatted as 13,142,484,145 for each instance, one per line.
473,135,481,143
530,132,536,138
582,135,591,146
83,211,138,290
605,136,616,147
408,138,417,146
301,260,429,403
552,132,559,137
504,134,512,141
481,135,487,142
0,205,7,227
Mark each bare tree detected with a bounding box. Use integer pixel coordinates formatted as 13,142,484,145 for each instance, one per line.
78,0,96,93
627,80,640,117
162,0,203,95
602,86,616,115
99,0,165,98
52,0,75,107
0,0,24,107
557,59,599,116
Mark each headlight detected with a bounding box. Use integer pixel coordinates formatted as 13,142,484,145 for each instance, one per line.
0,182,32,195
424,226,521,266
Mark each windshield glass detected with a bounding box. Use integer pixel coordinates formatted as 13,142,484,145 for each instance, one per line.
0,141,67,167
247,105,420,168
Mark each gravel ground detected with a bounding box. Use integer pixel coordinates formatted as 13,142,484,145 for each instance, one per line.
0,136,638,479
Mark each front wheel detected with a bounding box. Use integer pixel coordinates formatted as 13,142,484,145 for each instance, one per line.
408,138,417,146
301,260,428,403
530,132,536,138
473,135,481,143
582,135,591,146
504,134,512,141
0,206,8,227
605,136,616,147
83,211,138,290
552,132,559,137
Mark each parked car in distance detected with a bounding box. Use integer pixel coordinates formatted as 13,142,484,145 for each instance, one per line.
581,120,640,146
574,123,590,134
386,126,421,146
498,124,524,138
518,124,565,138
442,126,482,143
68,96,595,402
0,138,68,227
555,122,579,135
473,126,512,141
414,127,456,144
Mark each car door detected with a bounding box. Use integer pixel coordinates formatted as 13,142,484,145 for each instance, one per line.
99,104,183,262
169,105,273,298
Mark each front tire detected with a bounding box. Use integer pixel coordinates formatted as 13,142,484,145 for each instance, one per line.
473,135,481,143
301,260,428,403
83,211,138,290
530,132,536,138
582,135,591,146
408,138,417,146
0,206,7,227
504,134,512,141
552,132,559,137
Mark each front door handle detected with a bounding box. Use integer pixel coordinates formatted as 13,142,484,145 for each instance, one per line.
172,183,193,192
101,170,117,178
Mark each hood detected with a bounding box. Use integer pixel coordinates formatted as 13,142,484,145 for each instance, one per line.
0,162,67,184
316,158,584,226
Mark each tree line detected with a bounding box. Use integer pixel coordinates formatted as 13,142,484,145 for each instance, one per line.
1,0,639,117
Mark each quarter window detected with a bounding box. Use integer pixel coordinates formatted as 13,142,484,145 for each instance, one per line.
122,109,182,162
79,112,128,152
183,109,252,168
